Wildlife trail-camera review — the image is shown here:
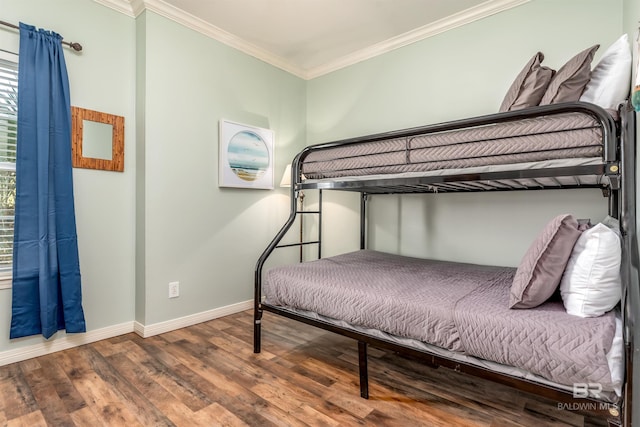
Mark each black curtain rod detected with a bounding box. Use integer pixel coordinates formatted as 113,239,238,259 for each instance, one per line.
0,19,82,52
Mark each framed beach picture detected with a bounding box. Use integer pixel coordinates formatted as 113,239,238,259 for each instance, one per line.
218,119,274,189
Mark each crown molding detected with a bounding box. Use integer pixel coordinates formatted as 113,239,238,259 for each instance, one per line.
93,0,137,18
306,0,531,79
129,0,146,16
94,0,306,76
94,0,529,80
142,0,307,77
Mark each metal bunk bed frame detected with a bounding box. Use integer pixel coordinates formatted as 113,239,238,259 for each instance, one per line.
254,102,639,426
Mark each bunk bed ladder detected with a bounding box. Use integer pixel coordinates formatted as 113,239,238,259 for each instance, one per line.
271,190,322,261
254,160,323,353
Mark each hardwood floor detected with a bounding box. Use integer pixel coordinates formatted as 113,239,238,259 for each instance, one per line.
0,310,609,426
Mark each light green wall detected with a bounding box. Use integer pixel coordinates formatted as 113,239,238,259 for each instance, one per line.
0,0,136,349
623,0,639,233
306,0,622,266
624,0,639,68
0,0,632,353
135,12,147,324
0,0,305,349
138,12,305,324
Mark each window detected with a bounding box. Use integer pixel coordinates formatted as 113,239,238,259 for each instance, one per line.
0,54,17,288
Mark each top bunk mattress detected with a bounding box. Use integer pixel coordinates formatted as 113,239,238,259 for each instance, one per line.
264,250,619,393
301,111,606,179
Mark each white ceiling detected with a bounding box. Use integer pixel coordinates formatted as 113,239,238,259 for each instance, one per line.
99,0,530,79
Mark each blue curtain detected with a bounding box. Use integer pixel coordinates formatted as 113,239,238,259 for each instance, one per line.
10,23,86,339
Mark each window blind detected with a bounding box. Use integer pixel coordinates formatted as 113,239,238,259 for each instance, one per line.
0,58,17,277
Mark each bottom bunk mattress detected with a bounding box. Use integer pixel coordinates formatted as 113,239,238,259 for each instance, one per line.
263,250,622,395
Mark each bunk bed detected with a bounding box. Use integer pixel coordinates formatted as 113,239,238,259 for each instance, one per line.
253,101,639,427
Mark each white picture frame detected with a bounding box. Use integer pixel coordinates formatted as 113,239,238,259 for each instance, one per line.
218,119,274,189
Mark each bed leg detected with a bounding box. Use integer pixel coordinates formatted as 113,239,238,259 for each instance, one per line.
253,310,262,353
358,341,369,399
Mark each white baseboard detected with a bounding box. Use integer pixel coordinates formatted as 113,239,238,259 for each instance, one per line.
0,321,135,367
134,299,253,338
0,299,253,366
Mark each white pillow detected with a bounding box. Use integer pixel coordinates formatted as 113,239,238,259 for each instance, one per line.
580,34,632,109
559,222,621,317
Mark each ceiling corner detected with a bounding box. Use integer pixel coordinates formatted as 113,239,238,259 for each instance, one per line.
92,0,307,78
93,0,138,18
92,0,531,81
141,0,309,79
305,0,531,79
130,0,146,16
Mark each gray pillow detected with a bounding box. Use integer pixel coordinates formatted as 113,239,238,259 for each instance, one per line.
509,214,581,309
539,45,600,105
499,52,555,112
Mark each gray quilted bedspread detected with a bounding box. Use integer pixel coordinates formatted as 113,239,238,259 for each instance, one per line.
302,112,603,178
264,250,617,390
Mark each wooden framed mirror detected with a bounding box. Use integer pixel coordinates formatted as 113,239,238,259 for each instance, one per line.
71,106,124,172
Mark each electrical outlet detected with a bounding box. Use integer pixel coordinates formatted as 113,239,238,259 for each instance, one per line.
168,281,179,298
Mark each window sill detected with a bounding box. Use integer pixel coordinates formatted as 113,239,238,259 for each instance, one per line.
0,276,11,290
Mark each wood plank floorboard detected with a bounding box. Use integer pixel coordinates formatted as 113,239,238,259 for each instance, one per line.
0,310,611,426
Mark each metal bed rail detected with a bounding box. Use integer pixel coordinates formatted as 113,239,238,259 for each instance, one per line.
253,101,634,426
295,102,619,194
254,159,322,353
619,102,638,426
259,301,621,418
